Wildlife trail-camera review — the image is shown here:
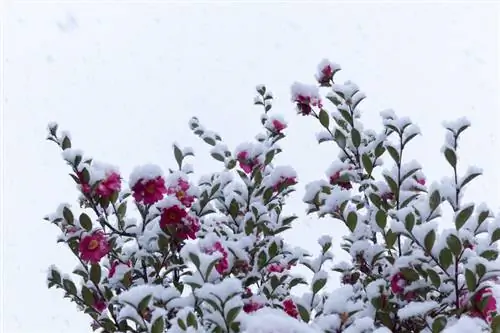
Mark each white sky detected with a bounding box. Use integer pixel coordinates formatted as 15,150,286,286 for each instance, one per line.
2,2,499,333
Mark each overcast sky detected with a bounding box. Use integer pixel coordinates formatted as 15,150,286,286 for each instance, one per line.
3,2,499,332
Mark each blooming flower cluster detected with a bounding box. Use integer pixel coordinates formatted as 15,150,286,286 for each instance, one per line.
44,59,500,333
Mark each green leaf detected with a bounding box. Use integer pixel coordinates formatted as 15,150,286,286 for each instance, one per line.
50,269,62,284
151,317,165,333
90,264,101,285
478,209,490,225
400,268,419,282
318,109,329,128
62,278,77,295
346,212,358,232
312,278,327,294
211,152,225,162
362,154,373,175
268,242,278,258
79,213,92,231
186,312,197,327
491,229,500,244
138,295,152,312
432,316,447,333
386,146,400,163
351,128,361,148
405,213,415,232
465,269,477,292
296,303,310,322
263,188,274,203
81,285,95,306
375,210,387,229
374,143,385,158
383,175,398,195
446,234,462,257
334,129,346,149
386,229,397,249
444,148,457,168
257,251,268,270
173,144,184,169
62,136,71,149
203,137,216,146
455,204,474,230
480,250,498,261
491,315,500,333
429,190,441,211
229,199,239,219
264,150,276,165
427,269,441,288
439,248,453,270
63,207,74,224
189,253,200,268
460,172,482,189
476,263,486,278
226,306,242,323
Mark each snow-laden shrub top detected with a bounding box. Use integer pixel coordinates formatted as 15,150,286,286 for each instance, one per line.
44,59,500,333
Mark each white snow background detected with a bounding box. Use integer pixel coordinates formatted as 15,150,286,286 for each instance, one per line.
2,2,499,333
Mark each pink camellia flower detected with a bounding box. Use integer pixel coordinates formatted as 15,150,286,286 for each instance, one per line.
237,151,260,174
329,171,352,190
206,242,229,274
167,178,195,208
108,260,132,278
96,172,121,198
268,263,286,274
271,119,287,133
243,300,263,313
283,299,299,318
390,272,407,294
131,176,167,205
79,231,110,264
471,288,497,323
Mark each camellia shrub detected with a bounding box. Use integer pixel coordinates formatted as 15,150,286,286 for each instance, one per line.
44,59,500,333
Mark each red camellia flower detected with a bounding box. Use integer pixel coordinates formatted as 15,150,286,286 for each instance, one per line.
382,192,395,201
160,205,187,228
273,177,297,192
236,151,260,174
417,178,426,186
108,260,132,278
294,94,323,116
77,171,91,194
95,172,121,198
243,300,263,313
271,119,287,133
79,231,110,264
93,297,107,313
267,263,286,273
471,288,497,323
176,214,200,240
207,242,229,274
317,65,334,86
390,272,407,294
167,178,195,208
132,176,167,205
283,299,299,318
329,171,352,190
